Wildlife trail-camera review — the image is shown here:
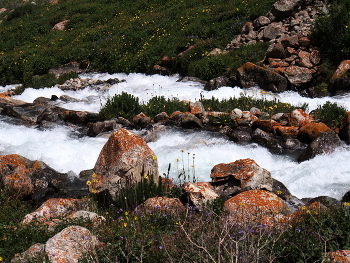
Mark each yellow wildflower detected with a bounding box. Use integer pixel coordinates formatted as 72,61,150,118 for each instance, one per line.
344,202,350,206
123,223,128,228
125,212,129,216
91,189,97,194
0,257,2,261
92,173,97,178
277,191,282,195
152,155,157,160
301,206,307,210
144,174,149,180
134,216,138,220
92,179,98,183
86,181,92,185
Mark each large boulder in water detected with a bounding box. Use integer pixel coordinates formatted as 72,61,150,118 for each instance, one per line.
91,128,159,201
236,62,288,93
0,154,85,202
297,132,341,162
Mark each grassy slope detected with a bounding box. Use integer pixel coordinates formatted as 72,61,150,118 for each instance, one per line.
0,0,275,85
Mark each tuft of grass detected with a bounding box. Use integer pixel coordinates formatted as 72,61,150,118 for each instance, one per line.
313,101,347,128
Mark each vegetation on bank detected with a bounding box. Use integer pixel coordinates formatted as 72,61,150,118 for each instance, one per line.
1,175,350,263
0,0,274,86
99,91,308,121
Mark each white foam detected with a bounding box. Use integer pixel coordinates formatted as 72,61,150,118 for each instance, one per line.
3,72,350,199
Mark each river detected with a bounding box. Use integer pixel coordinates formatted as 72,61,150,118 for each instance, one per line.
1,72,350,200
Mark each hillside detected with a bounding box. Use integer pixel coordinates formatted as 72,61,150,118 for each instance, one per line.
0,0,276,86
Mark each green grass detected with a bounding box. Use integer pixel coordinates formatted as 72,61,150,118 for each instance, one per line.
2,177,350,262
0,0,275,85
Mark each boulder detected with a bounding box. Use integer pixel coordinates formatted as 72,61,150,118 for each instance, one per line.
0,154,83,202
91,128,159,201
204,76,230,91
252,128,284,154
140,197,185,213
270,0,303,19
329,60,350,94
189,101,205,115
11,243,46,263
142,124,167,143
252,16,271,30
283,66,314,87
297,132,342,162
222,190,288,226
180,113,203,129
339,111,350,143
237,62,288,93
298,122,333,143
266,43,286,59
252,119,280,133
273,125,299,139
132,112,151,128
210,158,273,195
182,182,219,209
229,126,252,144
327,250,350,263
153,111,169,123
288,109,313,127
87,120,120,137
22,198,88,224
45,226,101,263
52,20,69,31
262,22,286,40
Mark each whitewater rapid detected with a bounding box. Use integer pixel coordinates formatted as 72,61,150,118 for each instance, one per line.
1,72,350,200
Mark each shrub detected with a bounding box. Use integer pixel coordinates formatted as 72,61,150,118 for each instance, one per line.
310,0,350,65
99,92,142,120
313,101,347,128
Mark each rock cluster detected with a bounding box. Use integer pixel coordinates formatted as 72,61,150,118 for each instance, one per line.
54,77,125,91
206,0,326,94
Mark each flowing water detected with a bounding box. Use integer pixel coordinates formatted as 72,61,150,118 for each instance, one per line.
1,72,350,199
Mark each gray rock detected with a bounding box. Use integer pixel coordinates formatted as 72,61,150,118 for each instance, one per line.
297,132,342,162
237,62,288,93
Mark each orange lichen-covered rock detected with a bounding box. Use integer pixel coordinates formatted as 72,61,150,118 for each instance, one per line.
189,101,205,115
0,154,70,201
11,243,46,263
45,225,102,263
0,154,33,195
273,125,299,138
222,190,288,226
252,119,280,133
22,198,88,224
141,197,185,213
182,182,219,209
288,109,313,127
210,158,273,192
133,112,151,126
92,128,159,200
298,122,333,142
327,250,350,262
